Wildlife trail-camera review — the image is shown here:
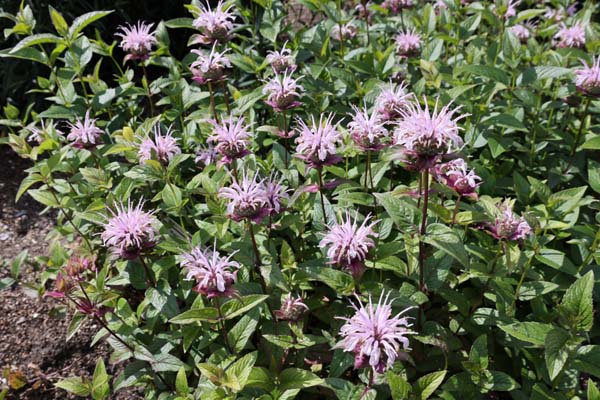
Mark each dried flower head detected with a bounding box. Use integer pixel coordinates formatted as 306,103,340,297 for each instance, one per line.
395,29,421,57
331,23,357,41
335,292,416,373
433,158,482,199
295,113,344,168
218,172,270,223
191,44,232,85
554,23,586,49
66,110,103,149
348,104,391,151
101,200,158,260
138,125,181,165
266,44,297,74
181,243,240,298
207,115,252,165
486,200,532,241
374,82,411,122
382,0,414,13
116,21,157,62
64,255,96,280
275,293,309,321
191,0,235,45
263,72,304,112
574,57,600,96
320,212,378,278
263,173,290,216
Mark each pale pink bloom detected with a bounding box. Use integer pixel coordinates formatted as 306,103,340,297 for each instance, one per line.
331,23,357,41
394,96,466,169
554,23,586,48
262,173,290,216
66,110,103,149
218,172,270,223
275,293,309,321
433,158,481,199
320,212,378,278
207,115,252,165
382,0,413,13
263,72,304,112
266,44,297,73
191,0,235,45
335,292,416,373
138,126,181,164
434,0,448,11
486,200,532,241
295,114,344,168
195,143,219,167
504,0,520,19
191,44,231,85
182,243,240,298
101,200,158,260
375,82,411,122
510,24,531,42
25,120,61,143
395,29,421,57
116,21,157,62
574,57,600,96
348,104,391,151
355,2,373,22
544,7,565,22
566,3,577,17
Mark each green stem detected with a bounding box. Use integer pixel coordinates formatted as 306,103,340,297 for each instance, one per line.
418,168,430,293
141,64,155,116
138,255,156,287
215,296,232,353
208,81,218,122
317,167,328,226
451,195,461,226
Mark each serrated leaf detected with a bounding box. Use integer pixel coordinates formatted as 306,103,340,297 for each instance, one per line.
469,335,488,369
425,223,469,267
413,370,446,399
10,33,62,53
560,271,594,331
498,321,553,346
55,377,91,396
387,372,411,400
221,294,269,320
176,367,189,396
227,309,260,353
68,11,113,39
169,307,219,324
279,368,323,391
92,358,110,400
224,352,258,391
545,328,571,382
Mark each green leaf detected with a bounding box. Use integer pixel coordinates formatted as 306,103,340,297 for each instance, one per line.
531,66,572,80
55,377,91,396
162,183,184,210
424,223,469,268
49,6,68,36
456,65,509,85
169,307,219,324
68,10,113,40
224,352,258,392
227,309,260,353
92,358,110,400
176,367,189,396
498,321,553,346
469,335,488,369
28,188,59,207
387,372,411,400
413,370,446,399
588,160,600,194
581,136,600,150
483,371,520,391
16,173,43,201
560,271,594,331
588,379,600,400
221,294,269,320
374,192,418,230
573,345,600,378
10,33,62,53
544,328,571,382
517,281,560,301
279,368,323,391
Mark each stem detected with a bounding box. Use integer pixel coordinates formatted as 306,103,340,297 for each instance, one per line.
570,97,591,157
418,168,430,293
317,167,328,226
248,222,261,268
363,0,370,46
283,110,289,169
451,195,461,226
141,64,155,116
367,150,374,193
512,253,533,310
208,82,218,122
138,256,156,287
359,369,374,400
230,158,239,182
48,188,93,251
222,81,231,114
389,161,394,191
336,0,345,56
400,9,404,31
215,297,232,353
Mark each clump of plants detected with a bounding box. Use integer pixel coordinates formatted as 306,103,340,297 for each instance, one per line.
1,0,600,398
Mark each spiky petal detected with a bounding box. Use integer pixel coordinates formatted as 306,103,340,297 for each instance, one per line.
374,82,411,122
331,23,357,41
348,104,391,151
263,72,304,112
554,23,586,49
275,293,309,321
486,199,532,241
116,21,157,62
191,44,232,85
138,125,181,164
395,29,421,57
433,158,482,199
263,173,290,216
266,44,297,74
218,172,270,223
66,110,103,149
207,115,252,166
574,57,600,96
295,114,344,168
191,0,235,45
181,243,240,298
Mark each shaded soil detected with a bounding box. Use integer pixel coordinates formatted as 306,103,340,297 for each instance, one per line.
0,146,142,399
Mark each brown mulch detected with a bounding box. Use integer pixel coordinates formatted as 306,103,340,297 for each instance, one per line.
0,146,142,399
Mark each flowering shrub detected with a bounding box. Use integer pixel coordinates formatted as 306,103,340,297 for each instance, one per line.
1,0,600,399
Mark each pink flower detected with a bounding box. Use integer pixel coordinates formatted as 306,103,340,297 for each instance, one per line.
181,242,240,298
335,292,415,373
382,0,414,13
218,173,270,223
348,104,391,151
504,0,520,19
207,115,252,165
263,173,290,216
554,23,586,48
544,7,565,22
574,57,600,96
355,2,373,22
393,97,466,169
275,293,309,321
64,255,96,280
510,24,531,42
25,120,61,144
331,23,357,41
374,82,411,122
66,110,103,149
266,44,297,74
263,72,304,112
191,44,232,85
433,158,481,199
295,113,344,168
320,212,378,278
191,0,235,45
101,200,158,260
395,29,421,57
138,126,181,164
486,200,532,241
195,143,219,168
116,21,157,62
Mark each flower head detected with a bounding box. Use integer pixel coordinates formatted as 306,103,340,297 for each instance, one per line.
544,7,565,22
510,24,532,42
382,0,414,13
554,23,586,48
295,114,344,168
191,0,235,45
66,110,103,149
331,23,357,41
25,120,61,144
266,44,297,74
275,293,309,321
181,243,240,298
433,158,481,199
195,143,219,168
263,173,290,216
116,21,157,62
348,104,391,151
486,200,532,241
393,97,466,169
374,82,411,122
320,212,378,278
138,125,181,164
574,57,600,96
218,173,270,223
335,292,415,373
503,0,520,19
395,29,421,57
207,115,252,165
263,72,304,112
101,200,158,260
191,44,232,85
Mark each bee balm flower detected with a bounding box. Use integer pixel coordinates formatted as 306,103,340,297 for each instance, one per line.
116,21,157,62
181,243,240,298
433,158,482,199
382,0,414,13
295,114,344,168
266,45,297,74
66,110,103,149
138,126,181,165
395,29,421,57
263,173,290,216
574,57,600,96
191,44,231,85
510,24,531,42
218,173,270,223
554,23,586,48
348,104,391,151
331,23,357,41
207,115,252,165
335,292,415,373
374,82,411,122
275,294,309,321
263,72,304,112
191,0,235,45
486,200,532,241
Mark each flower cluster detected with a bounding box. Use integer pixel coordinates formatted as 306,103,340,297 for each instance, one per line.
275,294,308,321
510,24,531,42
191,0,235,45
486,200,532,241
191,45,231,84
66,110,103,149
395,29,421,57
554,23,586,48
218,173,270,223
348,104,391,151
138,126,181,164
331,23,357,41
266,45,297,74
116,21,157,62
181,244,240,298
207,115,252,165
574,57,600,96
295,114,343,168
381,0,414,13
374,82,410,122
433,158,482,199
263,72,304,112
